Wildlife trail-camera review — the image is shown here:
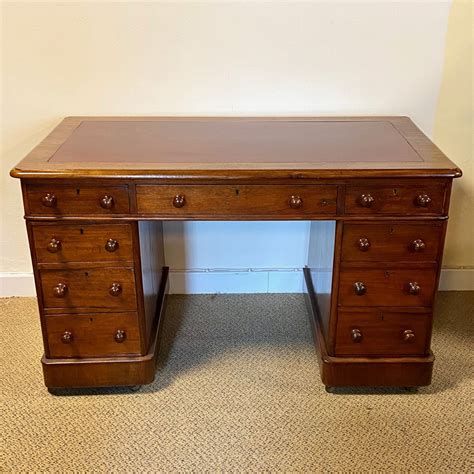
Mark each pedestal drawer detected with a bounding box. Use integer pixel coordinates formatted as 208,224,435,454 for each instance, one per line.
335,310,431,356
136,184,337,217
338,268,437,307
40,267,137,311
344,183,446,215
45,312,141,358
341,222,443,263
25,184,130,216
32,223,134,264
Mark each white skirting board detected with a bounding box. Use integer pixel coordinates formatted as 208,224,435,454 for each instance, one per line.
1,268,473,297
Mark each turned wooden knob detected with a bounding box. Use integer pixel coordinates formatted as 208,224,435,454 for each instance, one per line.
358,193,375,207
410,239,425,252
61,331,73,344
53,282,68,298
47,238,61,253
109,282,122,296
415,194,432,207
114,329,126,343
403,329,416,343
41,193,57,208
105,238,119,252
289,195,303,209
358,237,371,251
408,281,421,295
172,194,186,208
353,281,366,296
351,328,363,342
100,195,114,209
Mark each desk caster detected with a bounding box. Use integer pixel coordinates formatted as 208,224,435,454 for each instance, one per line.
325,386,336,393
129,385,142,392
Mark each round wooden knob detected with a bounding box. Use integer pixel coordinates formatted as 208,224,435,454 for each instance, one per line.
47,238,62,253
410,239,425,252
408,282,421,295
114,329,126,343
415,194,432,207
353,281,366,296
105,238,119,252
109,282,122,296
403,329,416,343
61,331,73,344
172,194,186,208
351,328,363,342
289,195,303,209
358,237,371,251
358,193,375,207
41,193,57,208
53,282,68,298
100,195,114,209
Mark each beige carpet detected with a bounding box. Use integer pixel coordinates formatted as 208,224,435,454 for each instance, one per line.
0,293,472,472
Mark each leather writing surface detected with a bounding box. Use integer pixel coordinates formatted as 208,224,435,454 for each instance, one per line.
50,120,423,164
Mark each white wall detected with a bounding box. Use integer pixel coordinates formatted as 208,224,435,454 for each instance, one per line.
3,1,466,295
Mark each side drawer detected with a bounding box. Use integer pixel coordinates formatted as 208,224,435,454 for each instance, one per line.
136,185,337,217
335,310,431,356
32,223,134,264
338,268,437,307
25,184,130,216
341,222,443,263
344,183,446,215
45,312,141,358
40,266,137,311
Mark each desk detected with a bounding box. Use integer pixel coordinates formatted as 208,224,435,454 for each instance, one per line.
11,117,462,390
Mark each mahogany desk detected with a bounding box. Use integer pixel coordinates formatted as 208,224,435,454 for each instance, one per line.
11,117,462,391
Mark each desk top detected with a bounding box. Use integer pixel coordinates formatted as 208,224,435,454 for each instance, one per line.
11,116,461,180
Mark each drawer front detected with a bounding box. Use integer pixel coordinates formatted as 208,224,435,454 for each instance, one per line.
338,268,437,307
136,185,337,217
341,223,443,263
40,267,137,311
335,310,430,356
344,184,446,215
26,185,130,216
45,312,141,358
32,224,134,264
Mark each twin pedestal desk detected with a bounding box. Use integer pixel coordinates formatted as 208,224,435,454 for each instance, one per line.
11,117,461,391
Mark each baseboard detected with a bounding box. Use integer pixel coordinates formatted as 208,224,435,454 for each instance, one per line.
1,267,473,297
0,272,36,297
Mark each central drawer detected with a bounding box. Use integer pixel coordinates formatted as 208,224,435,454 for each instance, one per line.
136,185,338,217
39,266,137,311
338,268,437,307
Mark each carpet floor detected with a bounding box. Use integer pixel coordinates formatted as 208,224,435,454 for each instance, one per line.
0,292,472,472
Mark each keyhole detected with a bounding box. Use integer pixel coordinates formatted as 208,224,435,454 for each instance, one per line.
80,228,84,235
392,188,398,196
85,272,89,277
235,189,240,196
76,189,80,195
